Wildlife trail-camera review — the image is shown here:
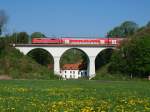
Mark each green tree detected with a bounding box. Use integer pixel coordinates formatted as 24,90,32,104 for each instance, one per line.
146,21,150,27
108,21,138,37
108,27,124,37
0,38,5,54
17,32,29,44
31,32,46,38
109,27,150,78
121,21,138,36
7,32,19,44
60,49,88,68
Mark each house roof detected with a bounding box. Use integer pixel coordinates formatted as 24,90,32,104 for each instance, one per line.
62,63,86,70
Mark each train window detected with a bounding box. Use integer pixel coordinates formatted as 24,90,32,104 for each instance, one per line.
100,40,105,44
65,40,69,44
112,40,116,44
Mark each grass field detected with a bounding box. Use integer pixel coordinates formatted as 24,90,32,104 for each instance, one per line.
0,80,150,112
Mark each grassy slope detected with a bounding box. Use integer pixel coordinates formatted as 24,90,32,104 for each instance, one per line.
0,80,150,111
0,46,58,79
94,64,130,80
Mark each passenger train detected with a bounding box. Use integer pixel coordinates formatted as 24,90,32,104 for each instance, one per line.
32,37,123,45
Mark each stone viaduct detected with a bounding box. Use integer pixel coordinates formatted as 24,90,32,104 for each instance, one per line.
14,44,116,79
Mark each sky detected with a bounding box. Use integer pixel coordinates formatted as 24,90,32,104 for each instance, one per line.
0,0,150,37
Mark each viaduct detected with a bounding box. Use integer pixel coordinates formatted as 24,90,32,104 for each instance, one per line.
14,44,116,79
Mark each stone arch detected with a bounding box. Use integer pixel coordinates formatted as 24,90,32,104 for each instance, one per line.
26,48,54,70
59,47,90,78
60,47,90,63
25,47,54,58
95,47,115,70
59,47,90,59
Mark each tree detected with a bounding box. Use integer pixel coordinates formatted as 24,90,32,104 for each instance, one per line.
31,32,46,38
108,27,124,37
0,10,8,35
17,32,29,44
109,27,150,78
121,21,138,36
107,21,138,37
146,21,150,27
0,38,5,53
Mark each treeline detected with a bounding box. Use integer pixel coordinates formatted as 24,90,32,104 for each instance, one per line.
0,31,45,44
107,21,150,37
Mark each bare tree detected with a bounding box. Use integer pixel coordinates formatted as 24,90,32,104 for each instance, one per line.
0,10,8,35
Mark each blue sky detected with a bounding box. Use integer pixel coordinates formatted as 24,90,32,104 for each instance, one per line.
0,0,150,37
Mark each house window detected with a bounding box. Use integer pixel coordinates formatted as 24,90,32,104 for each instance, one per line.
85,71,87,76
70,75,72,78
65,71,66,73
65,75,67,78
78,71,80,75
70,71,72,73
73,71,75,74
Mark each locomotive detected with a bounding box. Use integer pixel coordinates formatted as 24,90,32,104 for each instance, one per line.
32,37,123,45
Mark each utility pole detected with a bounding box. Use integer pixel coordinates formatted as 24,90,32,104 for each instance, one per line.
107,33,109,47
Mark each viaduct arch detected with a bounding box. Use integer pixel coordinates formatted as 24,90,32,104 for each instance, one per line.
27,48,54,69
95,48,115,70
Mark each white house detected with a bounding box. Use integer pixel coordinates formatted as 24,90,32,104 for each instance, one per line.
60,63,87,79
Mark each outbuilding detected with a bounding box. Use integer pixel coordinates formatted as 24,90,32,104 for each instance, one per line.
60,63,87,79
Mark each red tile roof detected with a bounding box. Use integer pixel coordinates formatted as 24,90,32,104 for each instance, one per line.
62,63,86,70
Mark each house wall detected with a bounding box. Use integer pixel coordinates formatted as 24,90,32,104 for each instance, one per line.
60,70,87,79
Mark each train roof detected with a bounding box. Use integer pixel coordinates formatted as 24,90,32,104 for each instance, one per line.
32,37,123,39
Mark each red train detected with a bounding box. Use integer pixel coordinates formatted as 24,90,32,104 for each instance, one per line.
32,37,123,45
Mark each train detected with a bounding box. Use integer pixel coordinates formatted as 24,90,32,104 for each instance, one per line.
32,37,123,45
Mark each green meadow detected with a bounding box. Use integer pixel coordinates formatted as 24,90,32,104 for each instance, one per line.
0,80,150,112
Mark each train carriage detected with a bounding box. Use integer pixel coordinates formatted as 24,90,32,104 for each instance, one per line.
31,37,123,46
